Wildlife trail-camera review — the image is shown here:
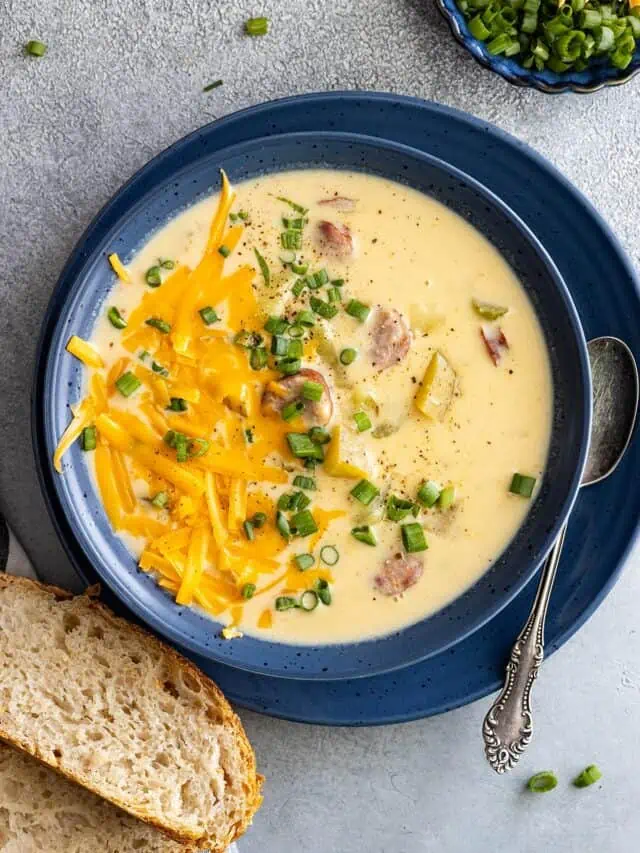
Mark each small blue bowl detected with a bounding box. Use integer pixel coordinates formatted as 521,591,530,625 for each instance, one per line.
435,0,640,93
33,130,591,679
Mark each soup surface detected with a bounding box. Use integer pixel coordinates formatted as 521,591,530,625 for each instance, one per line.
57,168,552,645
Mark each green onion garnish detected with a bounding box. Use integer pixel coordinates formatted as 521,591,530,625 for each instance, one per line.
251,511,267,528
510,473,537,498
278,492,293,512
276,510,291,541
302,381,324,402
115,372,141,397
438,485,456,510
254,248,270,285
351,525,377,547
282,216,306,230
282,400,305,422
81,426,97,451
276,196,308,215
386,495,417,522
417,481,441,508
234,330,263,349
402,523,428,553
327,286,341,303
353,411,372,432
107,307,127,329
271,334,291,356
293,491,311,510
290,509,318,537
151,491,169,509
218,244,231,258
250,347,268,370
573,765,602,788
287,338,303,359
278,357,301,376
275,595,297,611
26,40,47,57
151,361,169,377
187,437,209,458
145,266,162,287
299,590,319,612
245,16,270,36
291,261,309,275
281,230,303,251
160,259,175,269
296,310,315,327
308,426,331,445
291,279,306,298
310,296,338,320
199,306,219,325
320,545,339,566
168,397,188,412
311,268,329,288
264,315,289,335
346,299,371,323
350,479,380,506
242,582,256,599
287,432,322,459
145,317,171,334
293,475,316,490
339,348,357,366
314,578,332,605
203,79,223,92
243,520,255,542
139,350,149,362
331,278,345,287
288,323,305,338
295,553,315,571
527,771,558,793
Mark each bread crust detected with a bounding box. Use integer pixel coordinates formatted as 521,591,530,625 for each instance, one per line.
0,574,263,851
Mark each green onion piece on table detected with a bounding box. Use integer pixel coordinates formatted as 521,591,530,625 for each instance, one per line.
26,40,47,57
402,522,428,553
115,371,141,397
107,307,127,329
245,16,270,36
254,248,270,285
81,426,97,451
510,473,536,498
573,764,602,788
199,306,219,325
351,525,377,546
295,553,315,571
340,348,358,366
350,479,380,506
353,411,372,432
145,317,171,334
241,582,256,599
320,545,340,566
203,79,223,92
417,480,441,508
527,771,558,793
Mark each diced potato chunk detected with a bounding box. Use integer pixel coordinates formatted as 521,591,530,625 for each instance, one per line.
409,304,446,333
324,426,369,479
414,351,456,421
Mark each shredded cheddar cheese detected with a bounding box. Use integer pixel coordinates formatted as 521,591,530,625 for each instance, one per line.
66,335,104,369
108,252,132,283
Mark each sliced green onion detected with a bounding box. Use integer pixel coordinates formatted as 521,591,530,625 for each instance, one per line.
168,397,188,412
264,315,289,335
187,437,209,458
81,426,97,451
199,306,219,325
279,249,296,264
288,323,305,338
151,361,169,376
290,509,318,537
316,582,332,606
281,230,303,250
469,13,492,38
304,457,318,470
275,595,297,611
417,480,441,508
234,330,263,349
509,473,536,498
245,16,270,36
145,317,171,334
291,278,306,298
311,268,329,288
282,400,305,421
250,347,268,371
350,479,380,506
107,306,127,329
291,492,310,513
151,491,169,509
282,216,306,230
340,348,358,366
387,495,417,522
299,590,319,611
276,510,291,541
402,522,428,553
310,296,338,320
115,371,141,397
351,525,377,546
287,432,323,458
308,426,331,445
573,765,602,788
271,334,291,356
243,520,255,542
302,381,324,402
327,286,341,303
291,261,309,274
527,771,558,793
254,248,270,285
296,310,316,326
346,299,371,323
145,266,162,287
26,40,47,57
438,485,457,510
295,553,315,571
218,244,231,258
242,582,256,599
353,411,372,432
293,475,316,490
251,511,267,528
287,338,303,359
278,357,301,376
203,79,223,92
320,545,339,566
175,433,189,463
331,278,345,287
276,196,308,215
139,350,149,362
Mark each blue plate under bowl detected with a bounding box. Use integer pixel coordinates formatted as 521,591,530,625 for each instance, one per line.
33,130,590,680
435,0,640,93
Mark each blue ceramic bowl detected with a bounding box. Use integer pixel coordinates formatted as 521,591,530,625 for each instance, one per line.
33,130,591,679
435,0,640,93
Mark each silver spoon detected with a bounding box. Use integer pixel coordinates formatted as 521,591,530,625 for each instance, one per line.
483,336,639,773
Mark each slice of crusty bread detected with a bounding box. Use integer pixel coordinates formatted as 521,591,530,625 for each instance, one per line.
0,742,196,853
0,575,262,851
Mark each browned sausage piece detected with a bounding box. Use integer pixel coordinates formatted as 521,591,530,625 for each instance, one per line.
480,324,509,366
318,196,356,212
316,220,354,258
374,552,424,597
369,307,412,370
261,368,333,426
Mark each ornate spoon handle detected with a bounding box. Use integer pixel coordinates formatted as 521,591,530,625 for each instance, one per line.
482,525,567,773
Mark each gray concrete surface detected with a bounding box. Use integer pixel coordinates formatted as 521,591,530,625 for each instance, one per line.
2,1,639,850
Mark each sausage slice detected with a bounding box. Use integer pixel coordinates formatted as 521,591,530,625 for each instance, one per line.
374,552,424,597
316,220,354,258
261,368,333,426
369,307,412,370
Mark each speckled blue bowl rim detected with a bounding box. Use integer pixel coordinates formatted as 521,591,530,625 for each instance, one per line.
33,92,640,723
435,0,640,94
31,126,591,681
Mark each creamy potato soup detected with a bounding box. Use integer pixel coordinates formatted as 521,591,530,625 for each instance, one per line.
56,169,552,645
